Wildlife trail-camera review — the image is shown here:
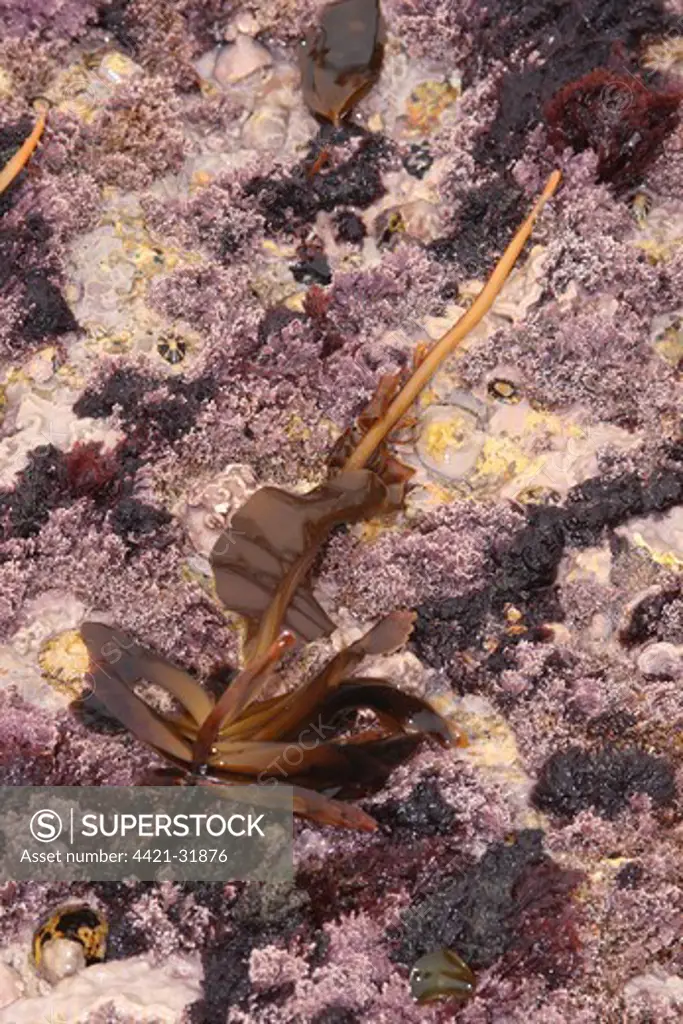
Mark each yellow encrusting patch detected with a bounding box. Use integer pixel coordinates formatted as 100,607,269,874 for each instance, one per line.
38,630,91,700
631,531,683,571
404,80,460,134
472,436,532,482
422,414,471,461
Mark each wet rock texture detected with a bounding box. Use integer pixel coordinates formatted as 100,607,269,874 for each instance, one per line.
1,0,683,1021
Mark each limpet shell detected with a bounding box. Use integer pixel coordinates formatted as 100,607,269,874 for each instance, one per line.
416,392,488,481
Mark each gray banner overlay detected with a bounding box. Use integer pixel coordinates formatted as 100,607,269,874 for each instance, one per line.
0,786,293,882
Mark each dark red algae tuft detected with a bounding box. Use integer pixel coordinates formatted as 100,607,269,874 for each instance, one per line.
545,69,682,190
63,441,121,500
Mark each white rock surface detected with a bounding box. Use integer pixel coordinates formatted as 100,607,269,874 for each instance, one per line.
194,46,218,82
0,963,22,1009
637,642,683,679
214,35,272,86
0,390,121,486
0,955,202,1023
224,11,260,40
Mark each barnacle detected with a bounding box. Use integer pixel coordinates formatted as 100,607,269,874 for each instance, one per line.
157,335,187,364
488,378,520,403
409,948,475,1004
80,613,454,832
0,100,48,196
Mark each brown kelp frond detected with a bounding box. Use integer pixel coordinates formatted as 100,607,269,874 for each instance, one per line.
210,469,394,663
0,100,48,196
310,679,459,747
216,680,455,753
80,621,214,725
212,173,560,669
209,734,426,804
140,764,380,831
199,773,380,831
290,786,379,831
80,622,196,764
191,631,296,768
219,611,418,742
342,170,562,471
300,0,385,128
78,171,562,832
80,617,451,831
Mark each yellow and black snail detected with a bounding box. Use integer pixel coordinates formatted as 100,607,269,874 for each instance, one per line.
32,903,108,971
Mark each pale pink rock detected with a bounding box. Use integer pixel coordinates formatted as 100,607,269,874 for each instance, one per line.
0,964,22,1010
637,642,683,680
214,36,273,86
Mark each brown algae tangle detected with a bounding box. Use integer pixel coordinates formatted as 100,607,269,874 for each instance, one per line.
211,173,561,669
77,170,560,834
410,947,476,1004
211,469,396,663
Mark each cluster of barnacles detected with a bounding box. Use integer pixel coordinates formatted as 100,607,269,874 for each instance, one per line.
0,43,561,833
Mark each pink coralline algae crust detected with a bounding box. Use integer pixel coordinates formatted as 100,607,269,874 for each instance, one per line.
75,75,188,191
236,914,437,1024
0,689,58,785
2,1,683,1022
319,500,525,620
96,0,204,89
448,148,683,431
0,0,98,39
0,109,100,358
143,169,266,264
459,304,679,431
0,505,236,672
0,687,157,787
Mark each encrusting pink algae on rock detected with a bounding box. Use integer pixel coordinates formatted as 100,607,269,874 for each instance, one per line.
1,0,683,1021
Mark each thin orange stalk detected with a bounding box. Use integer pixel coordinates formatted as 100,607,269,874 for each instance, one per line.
0,102,48,195
343,169,562,471
307,146,330,178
